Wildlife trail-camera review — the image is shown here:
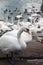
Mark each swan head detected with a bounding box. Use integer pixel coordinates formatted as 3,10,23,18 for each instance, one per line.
17,26,31,40
21,27,30,34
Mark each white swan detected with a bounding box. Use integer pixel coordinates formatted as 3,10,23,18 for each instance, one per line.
15,14,23,20
3,26,32,43
0,21,11,32
28,29,43,43
0,27,30,53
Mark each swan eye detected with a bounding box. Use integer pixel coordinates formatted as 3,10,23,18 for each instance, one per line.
26,28,29,32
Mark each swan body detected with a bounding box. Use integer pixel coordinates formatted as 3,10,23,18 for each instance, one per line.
5,22,13,27
0,24,11,31
0,27,28,53
0,21,11,32
4,27,32,43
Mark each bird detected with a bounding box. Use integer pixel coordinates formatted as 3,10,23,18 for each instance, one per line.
15,14,23,20
3,26,32,43
0,27,29,62
29,29,43,43
0,22,11,36
0,27,30,63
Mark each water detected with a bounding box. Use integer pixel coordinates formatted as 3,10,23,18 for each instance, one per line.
0,0,42,24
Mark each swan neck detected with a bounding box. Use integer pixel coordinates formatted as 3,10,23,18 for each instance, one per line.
17,27,25,39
